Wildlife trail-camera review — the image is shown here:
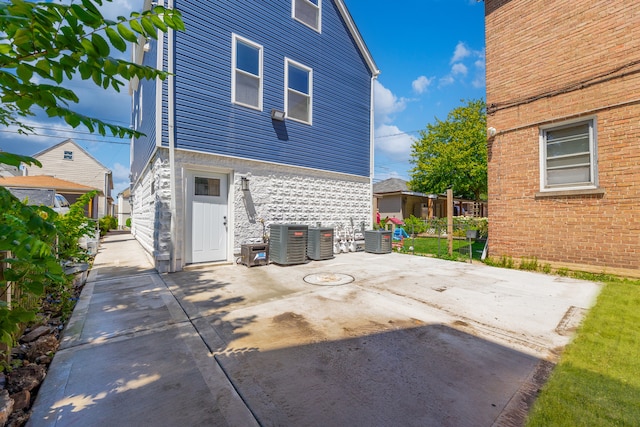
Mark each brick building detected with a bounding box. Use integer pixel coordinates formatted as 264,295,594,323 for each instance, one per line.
485,0,640,276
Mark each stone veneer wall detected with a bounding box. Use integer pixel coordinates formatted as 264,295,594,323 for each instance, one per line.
131,148,372,272
130,152,172,272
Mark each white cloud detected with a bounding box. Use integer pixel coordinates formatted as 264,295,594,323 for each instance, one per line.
112,162,130,181
374,170,406,182
5,119,76,147
451,41,471,63
412,75,434,94
374,80,407,125
374,124,414,158
451,63,468,76
113,179,130,195
100,0,135,21
438,75,455,87
438,43,485,88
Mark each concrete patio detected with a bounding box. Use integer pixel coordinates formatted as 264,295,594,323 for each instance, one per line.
29,232,601,426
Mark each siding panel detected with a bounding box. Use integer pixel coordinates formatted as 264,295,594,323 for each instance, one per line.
172,0,373,177
131,38,160,182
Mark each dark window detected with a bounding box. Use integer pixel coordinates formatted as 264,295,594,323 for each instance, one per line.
195,177,221,196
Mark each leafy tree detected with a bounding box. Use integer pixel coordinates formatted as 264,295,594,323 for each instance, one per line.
409,99,487,201
0,0,184,137
0,0,185,355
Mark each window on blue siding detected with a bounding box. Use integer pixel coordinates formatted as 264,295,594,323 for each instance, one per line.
293,0,321,32
232,34,263,110
285,59,312,124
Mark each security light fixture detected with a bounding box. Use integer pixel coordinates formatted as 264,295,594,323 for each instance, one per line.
271,109,286,121
241,176,250,191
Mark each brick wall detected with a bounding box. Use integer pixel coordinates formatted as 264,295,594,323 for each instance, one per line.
485,0,640,274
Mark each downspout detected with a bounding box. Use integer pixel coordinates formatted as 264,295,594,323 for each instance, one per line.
167,0,178,272
370,75,378,226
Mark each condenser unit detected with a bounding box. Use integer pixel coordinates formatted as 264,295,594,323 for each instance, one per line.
307,227,334,261
269,224,309,265
364,230,392,254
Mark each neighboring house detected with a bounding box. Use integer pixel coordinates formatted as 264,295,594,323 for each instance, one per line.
0,162,19,177
129,0,379,272
0,175,101,216
24,139,114,219
485,1,640,275
373,178,487,222
374,178,435,221
117,188,132,229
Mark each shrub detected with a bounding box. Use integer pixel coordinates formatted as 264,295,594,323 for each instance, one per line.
403,215,427,235
98,215,117,236
125,217,131,228
519,257,539,271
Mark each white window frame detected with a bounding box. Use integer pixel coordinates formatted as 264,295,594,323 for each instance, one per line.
292,0,322,33
284,58,313,125
231,34,263,111
539,117,598,192
63,150,73,160
138,84,143,125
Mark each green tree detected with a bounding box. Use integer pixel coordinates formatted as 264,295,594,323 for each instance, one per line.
0,0,184,137
409,99,487,201
0,0,184,354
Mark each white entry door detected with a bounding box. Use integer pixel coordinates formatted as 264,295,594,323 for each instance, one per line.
186,171,228,264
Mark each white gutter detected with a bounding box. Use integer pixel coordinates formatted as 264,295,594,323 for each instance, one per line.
166,0,178,272
370,75,377,224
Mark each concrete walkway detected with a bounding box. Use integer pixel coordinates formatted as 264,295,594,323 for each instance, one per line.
29,232,601,426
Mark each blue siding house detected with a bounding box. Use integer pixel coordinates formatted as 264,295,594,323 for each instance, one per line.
129,0,379,272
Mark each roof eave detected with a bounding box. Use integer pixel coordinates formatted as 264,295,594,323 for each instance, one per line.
334,0,380,77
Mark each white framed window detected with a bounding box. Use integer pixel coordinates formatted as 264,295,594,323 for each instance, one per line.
285,58,312,125
232,34,263,110
63,150,73,160
292,0,321,32
539,118,598,191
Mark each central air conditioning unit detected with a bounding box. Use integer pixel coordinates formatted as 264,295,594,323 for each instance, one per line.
307,227,334,260
269,224,309,265
364,230,392,254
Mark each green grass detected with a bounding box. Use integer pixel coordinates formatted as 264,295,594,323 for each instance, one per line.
402,236,485,261
526,278,640,426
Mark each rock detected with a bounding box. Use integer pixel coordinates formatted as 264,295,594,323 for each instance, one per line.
35,355,52,366
26,335,59,363
20,326,51,344
7,364,46,394
0,389,14,426
10,390,30,412
6,410,30,427
10,346,27,360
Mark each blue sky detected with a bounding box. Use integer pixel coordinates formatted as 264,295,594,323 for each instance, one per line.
0,0,485,194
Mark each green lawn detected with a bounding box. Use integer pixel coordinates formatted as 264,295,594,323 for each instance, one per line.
526,278,640,426
401,236,485,261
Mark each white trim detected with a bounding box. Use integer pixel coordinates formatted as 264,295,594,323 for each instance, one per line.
155,21,164,148
184,169,231,264
284,57,313,125
167,0,179,271
292,0,322,33
231,33,263,111
333,0,379,76
539,116,598,192
172,145,370,181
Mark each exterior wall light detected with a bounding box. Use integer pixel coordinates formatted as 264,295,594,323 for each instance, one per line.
240,176,250,191
271,109,286,121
